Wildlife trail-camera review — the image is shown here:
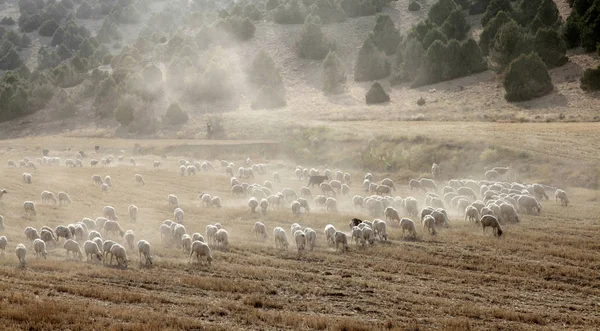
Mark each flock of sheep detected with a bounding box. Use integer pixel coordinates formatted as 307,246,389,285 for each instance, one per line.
0,150,570,269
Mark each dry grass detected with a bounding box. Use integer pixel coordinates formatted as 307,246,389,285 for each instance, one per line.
0,138,598,330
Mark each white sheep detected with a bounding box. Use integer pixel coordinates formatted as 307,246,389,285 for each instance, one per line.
124,230,135,250
273,227,289,249
352,226,366,246
83,240,103,262
481,215,503,237
159,224,172,245
399,218,417,239
253,222,268,240
325,197,338,213
41,191,57,204
324,224,336,245
64,239,83,260
384,207,401,224
102,240,116,263
0,189,6,200
189,241,213,265
24,227,40,241
168,194,179,208
55,225,72,241
7,160,16,168
212,196,222,208
362,226,375,245
128,204,138,222
153,161,161,170
88,230,102,241
179,165,186,177
103,206,118,220
15,243,27,266
22,173,32,184
291,223,302,235
58,192,71,205
215,229,229,250
137,240,153,266
104,176,112,187
248,197,259,213
103,220,125,238
110,243,129,266
334,231,349,252
33,239,47,259
260,198,269,214
0,236,8,254
23,201,37,215
304,228,317,251
101,183,109,192
294,230,306,252
372,219,388,241
92,175,103,185
465,206,480,222
205,225,218,245
174,208,185,223
422,215,437,235
130,157,136,167
555,189,569,206
181,234,192,253
134,174,145,185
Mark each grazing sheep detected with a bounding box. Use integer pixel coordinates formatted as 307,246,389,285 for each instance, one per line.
304,228,317,251
191,233,205,243
101,183,109,192
211,196,222,209
344,173,351,185
41,191,57,204
422,215,437,235
352,195,364,208
134,174,145,185
300,186,312,198
189,241,213,264
404,197,419,217
174,208,185,223
7,160,16,168
159,224,172,246
485,170,499,181
409,179,421,191
532,184,549,200
314,195,327,209
419,178,437,193
381,178,396,191
373,219,388,241
33,239,47,259
130,157,136,166
325,197,338,213
103,206,118,220
0,236,8,254
362,226,375,245
64,239,83,260
206,225,218,245
399,218,417,238
289,200,301,216
352,226,366,246
334,231,349,252
281,188,298,201
214,229,229,250
248,197,259,213
260,198,269,214
384,207,401,224
324,224,336,245
153,161,161,170
103,220,125,238
88,230,102,241
83,240,103,262
273,227,289,249
92,175,103,185
499,202,519,223
15,244,27,266
297,198,310,213
181,234,192,253
431,163,440,179
457,187,478,201
555,189,569,206
465,206,480,222
294,230,306,251
168,194,179,208
102,240,116,263
124,230,135,250
518,195,542,215
104,176,112,187
23,201,36,216
0,189,7,199
273,172,281,183
110,243,129,266
55,225,72,241
24,227,40,242
253,222,268,239
320,183,336,197
58,192,71,205
128,205,138,222
375,185,392,196
138,240,153,266
480,215,503,237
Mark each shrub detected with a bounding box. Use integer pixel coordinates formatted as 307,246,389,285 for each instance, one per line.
75,2,92,19
273,0,307,24
1,16,16,25
531,0,560,29
39,19,59,37
251,84,287,109
102,53,112,65
114,94,137,126
365,81,389,104
354,37,390,81
422,27,447,50
163,102,189,125
215,15,256,41
97,19,122,44
562,11,581,48
0,71,32,122
339,0,378,18
243,4,262,20
460,38,487,74
417,96,425,105
57,44,72,60
18,12,42,32
18,0,38,15
321,50,346,94
309,0,346,24
266,0,280,11
489,21,532,71
111,5,141,24
469,0,489,15
428,0,457,26
399,37,424,82
408,1,420,11
479,11,513,55
503,52,553,101
515,0,542,25
38,46,61,69
48,89,77,120
30,83,55,110
533,27,567,68
0,43,23,70
248,50,284,88
441,8,470,40
93,77,120,118
370,14,401,55
580,66,600,91
297,15,333,59
481,0,513,27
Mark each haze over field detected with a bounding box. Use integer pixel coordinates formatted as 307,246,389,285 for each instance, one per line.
0,0,599,329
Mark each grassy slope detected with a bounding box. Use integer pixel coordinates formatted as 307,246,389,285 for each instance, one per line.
0,143,598,329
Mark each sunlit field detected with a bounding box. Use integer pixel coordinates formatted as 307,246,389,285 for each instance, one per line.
0,137,598,330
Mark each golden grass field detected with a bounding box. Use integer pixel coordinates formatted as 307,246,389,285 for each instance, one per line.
0,137,599,330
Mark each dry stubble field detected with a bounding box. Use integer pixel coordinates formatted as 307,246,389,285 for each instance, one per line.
0,138,599,330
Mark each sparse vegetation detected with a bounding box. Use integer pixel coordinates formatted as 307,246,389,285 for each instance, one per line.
408,1,421,11
580,66,600,91
322,50,347,94
354,37,390,82
370,14,401,55
297,15,334,60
